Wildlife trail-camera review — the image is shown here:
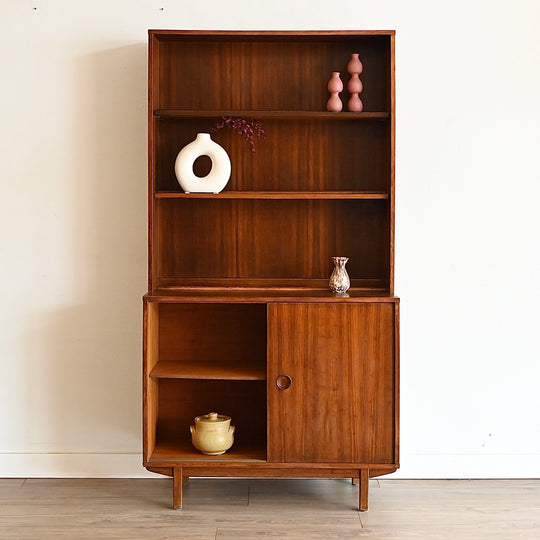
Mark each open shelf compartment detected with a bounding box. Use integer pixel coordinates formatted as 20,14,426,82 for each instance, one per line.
153,117,391,193
153,198,390,290
144,300,268,463
150,379,267,462
152,33,392,112
157,303,267,377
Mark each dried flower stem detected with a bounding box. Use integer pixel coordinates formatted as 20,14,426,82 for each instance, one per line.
214,116,265,153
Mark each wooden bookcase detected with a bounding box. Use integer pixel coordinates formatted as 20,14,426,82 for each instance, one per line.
143,30,399,511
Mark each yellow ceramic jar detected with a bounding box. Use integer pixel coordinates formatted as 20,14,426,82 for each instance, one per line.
190,412,235,455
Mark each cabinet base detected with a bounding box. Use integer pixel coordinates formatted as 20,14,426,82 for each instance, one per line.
146,464,397,511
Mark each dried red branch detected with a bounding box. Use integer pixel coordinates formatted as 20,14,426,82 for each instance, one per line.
214,116,265,153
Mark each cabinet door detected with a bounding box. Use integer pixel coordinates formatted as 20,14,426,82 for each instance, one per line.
267,303,396,464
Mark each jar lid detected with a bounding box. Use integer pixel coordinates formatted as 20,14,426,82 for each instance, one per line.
195,412,230,423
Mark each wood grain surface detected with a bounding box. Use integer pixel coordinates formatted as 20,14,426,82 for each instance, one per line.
157,302,267,368
268,303,395,464
145,30,398,511
155,199,390,285
148,31,395,295
154,36,390,111
1,479,538,539
154,118,390,192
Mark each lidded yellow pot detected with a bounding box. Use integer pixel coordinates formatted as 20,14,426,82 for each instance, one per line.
190,412,235,455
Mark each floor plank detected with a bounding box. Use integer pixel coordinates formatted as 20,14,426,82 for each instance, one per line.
0,478,26,487
0,478,538,539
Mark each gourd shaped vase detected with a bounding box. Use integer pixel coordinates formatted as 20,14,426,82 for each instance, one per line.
327,71,343,112
329,256,350,295
346,53,364,112
174,133,231,193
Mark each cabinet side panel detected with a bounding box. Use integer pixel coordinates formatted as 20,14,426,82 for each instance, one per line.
394,300,400,466
143,301,160,461
389,32,396,294
148,34,160,291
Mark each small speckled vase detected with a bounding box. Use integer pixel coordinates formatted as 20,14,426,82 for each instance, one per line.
329,256,350,295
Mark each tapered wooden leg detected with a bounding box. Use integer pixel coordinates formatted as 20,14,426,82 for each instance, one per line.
173,466,183,510
359,469,369,511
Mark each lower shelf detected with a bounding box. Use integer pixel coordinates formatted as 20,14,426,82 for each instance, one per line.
150,437,266,462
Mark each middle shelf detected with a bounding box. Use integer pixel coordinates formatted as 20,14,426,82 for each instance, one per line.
150,359,266,380
154,190,389,199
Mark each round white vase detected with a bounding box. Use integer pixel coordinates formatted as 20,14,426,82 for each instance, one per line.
174,133,231,193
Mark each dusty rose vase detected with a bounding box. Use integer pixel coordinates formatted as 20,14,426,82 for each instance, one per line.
347,53,364,112
327,71,343,112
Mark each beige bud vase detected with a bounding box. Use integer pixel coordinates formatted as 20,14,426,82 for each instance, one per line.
190,412,235,455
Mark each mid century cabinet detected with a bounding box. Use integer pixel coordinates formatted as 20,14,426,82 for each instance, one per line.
143,30,399,511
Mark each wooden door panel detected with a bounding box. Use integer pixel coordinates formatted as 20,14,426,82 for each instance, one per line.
268,303,395,463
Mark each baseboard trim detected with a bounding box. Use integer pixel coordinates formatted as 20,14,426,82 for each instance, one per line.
388,453,540,479
0,453,156,478
0,453,539,478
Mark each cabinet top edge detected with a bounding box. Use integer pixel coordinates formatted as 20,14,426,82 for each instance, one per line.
148,29,396,39
143,291,400,304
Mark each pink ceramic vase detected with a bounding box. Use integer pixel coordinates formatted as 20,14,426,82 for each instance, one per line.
347,73,363,94
347,53,363,75
347,53,364,112
327,71,343,112
347,92,363,112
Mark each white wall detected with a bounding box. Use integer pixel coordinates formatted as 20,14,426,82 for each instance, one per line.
1,0,539,478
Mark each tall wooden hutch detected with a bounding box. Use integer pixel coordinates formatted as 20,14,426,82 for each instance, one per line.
143,30,399,510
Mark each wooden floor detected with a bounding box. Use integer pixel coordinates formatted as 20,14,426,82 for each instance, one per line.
0,478,539,539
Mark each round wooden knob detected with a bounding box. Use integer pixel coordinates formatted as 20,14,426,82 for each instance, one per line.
276,374,292,390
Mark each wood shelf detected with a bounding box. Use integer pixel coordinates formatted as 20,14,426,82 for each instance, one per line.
152,30,395,38
154,110,390,121
149,289,394,301
151,437,266,463
150,359,266,380
154,191,389,200
154,278,389,293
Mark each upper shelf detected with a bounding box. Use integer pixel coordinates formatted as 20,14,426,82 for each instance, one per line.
154,110,390,121
154,191,389,200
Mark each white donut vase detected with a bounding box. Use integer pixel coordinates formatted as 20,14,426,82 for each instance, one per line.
174,133,231,193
